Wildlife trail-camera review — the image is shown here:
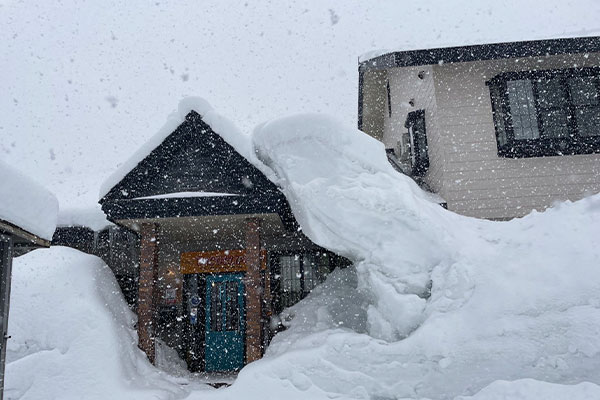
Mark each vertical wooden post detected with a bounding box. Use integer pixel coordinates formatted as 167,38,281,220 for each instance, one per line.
244,218,262,363
0,236,13,400
138,223,159,364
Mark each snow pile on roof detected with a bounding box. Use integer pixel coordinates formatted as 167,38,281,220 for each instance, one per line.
57,204,112,231
6,247,190,400
98,97,269,199
0,158,58,241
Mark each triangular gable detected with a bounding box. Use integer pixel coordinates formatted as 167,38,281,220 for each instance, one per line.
100,111,280,203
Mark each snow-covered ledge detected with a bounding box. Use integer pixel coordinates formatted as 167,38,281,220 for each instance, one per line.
0,159,58,243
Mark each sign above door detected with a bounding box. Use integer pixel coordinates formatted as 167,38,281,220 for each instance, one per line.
181,249,267,274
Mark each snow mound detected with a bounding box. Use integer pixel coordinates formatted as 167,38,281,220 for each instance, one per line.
254,114,452,340
5,247,186,400
0,158,58,240
241,114,600,399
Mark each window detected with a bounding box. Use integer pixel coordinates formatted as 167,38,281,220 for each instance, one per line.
487,68,600,157
272,252,332,312
403,110,429,176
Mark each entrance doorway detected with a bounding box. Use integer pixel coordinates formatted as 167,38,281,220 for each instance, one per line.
204,273,245,372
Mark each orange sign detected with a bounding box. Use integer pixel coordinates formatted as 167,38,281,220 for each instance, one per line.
181,249,267,274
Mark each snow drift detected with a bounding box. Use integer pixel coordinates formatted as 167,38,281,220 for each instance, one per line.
245,114,600,399
5,247,186,400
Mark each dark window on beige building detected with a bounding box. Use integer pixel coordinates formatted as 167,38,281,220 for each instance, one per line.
488,67,600,157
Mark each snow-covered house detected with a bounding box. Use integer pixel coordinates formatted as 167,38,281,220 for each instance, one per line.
0,160,57,400
359,36,600,219
99,103,347,372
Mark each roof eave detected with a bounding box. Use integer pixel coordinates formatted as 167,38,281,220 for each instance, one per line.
101,192,298,231
0,220,52,248
359,36,600,70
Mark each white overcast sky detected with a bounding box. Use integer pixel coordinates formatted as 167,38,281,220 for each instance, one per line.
1,0,599,209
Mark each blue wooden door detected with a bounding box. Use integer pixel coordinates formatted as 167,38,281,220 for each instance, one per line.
205,273,245,372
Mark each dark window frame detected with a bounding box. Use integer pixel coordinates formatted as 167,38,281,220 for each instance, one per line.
404,110,429,176
386,81,392,118
269,250,335,314
487,67,600,158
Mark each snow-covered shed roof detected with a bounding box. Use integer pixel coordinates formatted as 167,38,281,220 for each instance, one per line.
0,159,58,243
359,36,600,69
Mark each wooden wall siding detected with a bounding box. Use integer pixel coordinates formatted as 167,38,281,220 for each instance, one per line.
385,65,447,195
244,218,263,364
138,223,159,364
431,52,600,219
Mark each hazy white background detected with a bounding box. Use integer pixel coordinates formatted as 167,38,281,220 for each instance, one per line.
1,0,599,208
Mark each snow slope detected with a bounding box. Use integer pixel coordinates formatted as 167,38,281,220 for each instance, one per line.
0,159,58,240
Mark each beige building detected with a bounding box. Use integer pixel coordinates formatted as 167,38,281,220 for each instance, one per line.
359,36,600,219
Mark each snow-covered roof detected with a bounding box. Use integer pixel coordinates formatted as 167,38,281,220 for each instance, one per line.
0,159,58,241
359,35,600,66
99,97,269,200
57,205,113,231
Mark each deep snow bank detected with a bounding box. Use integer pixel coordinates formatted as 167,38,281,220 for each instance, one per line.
5,247,186,400
244,114,600,399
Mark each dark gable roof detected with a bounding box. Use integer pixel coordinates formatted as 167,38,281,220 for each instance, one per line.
359,36,600,71
100,111,296,228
